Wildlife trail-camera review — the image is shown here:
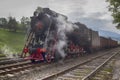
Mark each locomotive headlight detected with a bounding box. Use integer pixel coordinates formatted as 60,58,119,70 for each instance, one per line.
36,22,43,29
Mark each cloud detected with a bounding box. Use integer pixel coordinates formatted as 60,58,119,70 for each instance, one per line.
77,14,120,34
0,0,120,36
83,0,109,13
0,0,86,21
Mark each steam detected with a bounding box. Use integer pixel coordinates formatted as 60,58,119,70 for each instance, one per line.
56,40,67,58
1,45,18,58
29,7,78,60
56,15,77,32
54,15,78,58
42,14,78,59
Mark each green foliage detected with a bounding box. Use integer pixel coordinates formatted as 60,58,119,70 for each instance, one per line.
7,16,18,32
107,0,120,28
0,16,31,33
0,18,7,29
20,16,30,32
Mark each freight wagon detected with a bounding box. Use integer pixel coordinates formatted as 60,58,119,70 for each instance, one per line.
88,29,100,52
100,37,118,49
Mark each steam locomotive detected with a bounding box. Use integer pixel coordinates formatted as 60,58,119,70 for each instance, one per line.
21,7,118,62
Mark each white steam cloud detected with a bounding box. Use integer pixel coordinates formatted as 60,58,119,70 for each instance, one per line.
1,45,18,58
54,15,78,58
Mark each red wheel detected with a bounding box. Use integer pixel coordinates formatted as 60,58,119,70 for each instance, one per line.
45,54,51,63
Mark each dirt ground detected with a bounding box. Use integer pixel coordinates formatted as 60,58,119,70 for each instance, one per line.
112,57,120,80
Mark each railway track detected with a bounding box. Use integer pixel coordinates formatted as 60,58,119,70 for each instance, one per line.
0,47,119,80
82,52,118,80
40,48,120,80
0,48,111,67
0,57,9,61
87,58,117,80
0,61,31,75
0,57,21,61
0,61,48,79
0,58,27,65
10,47,119,80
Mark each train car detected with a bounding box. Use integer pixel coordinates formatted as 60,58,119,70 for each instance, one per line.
100,37,118,49
108,38,118,48
62,22,101,53
100,37,109,49
113,40,118,47
89,29,100,53
67,22,90,53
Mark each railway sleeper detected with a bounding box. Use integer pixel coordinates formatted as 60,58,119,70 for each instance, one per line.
78,65,96,69
92,76,102,80
6,74,15,77
59,75,83,80
73,69,91,73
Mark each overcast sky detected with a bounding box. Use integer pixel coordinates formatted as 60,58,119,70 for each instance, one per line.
0,0,120,34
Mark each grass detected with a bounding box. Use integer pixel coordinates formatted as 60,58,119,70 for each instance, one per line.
0,29,26,55
0,54,6,57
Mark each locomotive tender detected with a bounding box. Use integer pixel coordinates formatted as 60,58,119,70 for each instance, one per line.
21,7,118,62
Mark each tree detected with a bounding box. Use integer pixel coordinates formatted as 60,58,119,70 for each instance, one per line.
7,16,18,32
107,0,120,28
0,18,7,29
20,16,30,32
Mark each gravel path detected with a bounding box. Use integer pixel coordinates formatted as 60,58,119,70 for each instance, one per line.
112,58,120,80
9,52,105,80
